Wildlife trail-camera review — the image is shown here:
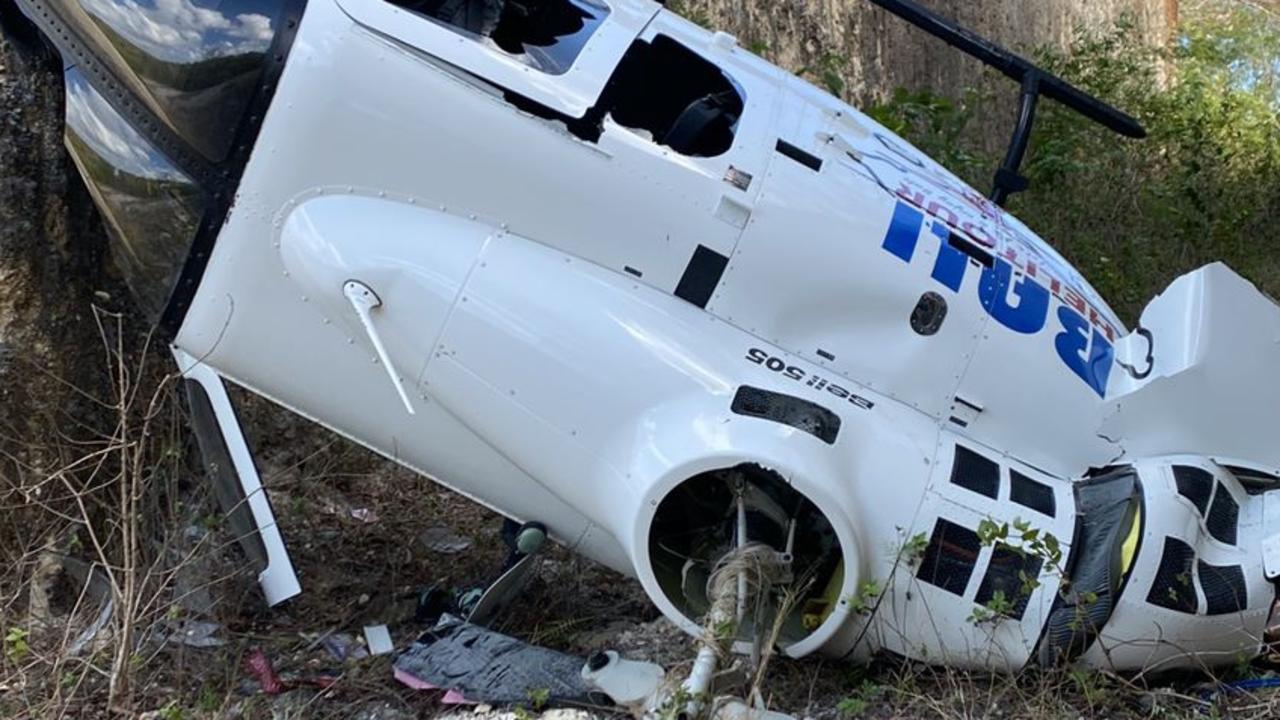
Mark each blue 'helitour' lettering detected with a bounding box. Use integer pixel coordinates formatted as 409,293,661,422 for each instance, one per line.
879,200,1112,396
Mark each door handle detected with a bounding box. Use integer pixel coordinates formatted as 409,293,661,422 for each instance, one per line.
343,280,416,415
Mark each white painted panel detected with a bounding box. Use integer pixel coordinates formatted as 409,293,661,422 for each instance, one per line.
279,192,491,384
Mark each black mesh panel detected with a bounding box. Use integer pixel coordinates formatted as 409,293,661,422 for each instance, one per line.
1199,561,1247,616
951,446,999,499
1206,483,1239,545
1146,537,1197,613
1173,466,1213,515
1010,470,1056,517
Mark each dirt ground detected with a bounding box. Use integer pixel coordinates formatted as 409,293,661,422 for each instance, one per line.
2,14,1280,720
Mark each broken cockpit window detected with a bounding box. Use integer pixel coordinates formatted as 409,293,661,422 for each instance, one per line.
388,0,610,75
605,35,745,157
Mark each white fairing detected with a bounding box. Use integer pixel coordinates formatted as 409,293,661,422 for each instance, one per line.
1105,263,1280,470
172,0,1279,672
173,351,301,606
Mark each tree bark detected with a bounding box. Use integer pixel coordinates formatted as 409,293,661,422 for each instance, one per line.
682,0,1176,105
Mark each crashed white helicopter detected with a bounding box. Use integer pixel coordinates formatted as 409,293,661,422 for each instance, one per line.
10,0,1280,683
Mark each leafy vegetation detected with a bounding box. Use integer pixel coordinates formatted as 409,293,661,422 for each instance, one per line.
867,2,1280,323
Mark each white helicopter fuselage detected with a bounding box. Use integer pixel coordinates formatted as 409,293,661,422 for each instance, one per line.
23,0,1280,673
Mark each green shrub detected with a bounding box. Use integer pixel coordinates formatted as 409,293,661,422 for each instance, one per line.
869,4,1280,323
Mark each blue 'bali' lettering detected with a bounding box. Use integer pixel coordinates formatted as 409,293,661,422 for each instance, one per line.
930,224,968,292
878,200,1112,396
979,260,1050,335
882,202,924,262
1053,305,1114,398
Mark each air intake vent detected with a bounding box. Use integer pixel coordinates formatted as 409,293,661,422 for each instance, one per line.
1206,483,1239,545
1199,561,1247,616
917,519,982,596
950,446,999,499
731,386,841,445
1173,466,1212,515
1223,465,1280,495
1146,537,1197,613
1010,470,1055,517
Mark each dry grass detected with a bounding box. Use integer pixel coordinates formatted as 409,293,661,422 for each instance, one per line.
1,318,1279,720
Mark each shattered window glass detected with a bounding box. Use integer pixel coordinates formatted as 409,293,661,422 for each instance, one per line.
390,0,611,75
64,69,206,319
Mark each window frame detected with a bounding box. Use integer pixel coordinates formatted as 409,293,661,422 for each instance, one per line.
337,0,659,117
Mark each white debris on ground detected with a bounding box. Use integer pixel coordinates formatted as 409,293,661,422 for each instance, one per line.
438,707,597,720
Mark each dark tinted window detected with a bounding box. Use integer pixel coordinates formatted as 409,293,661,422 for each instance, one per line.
64,69,205,317
974,543,1042,620
916,519,982,596
76,0,284,161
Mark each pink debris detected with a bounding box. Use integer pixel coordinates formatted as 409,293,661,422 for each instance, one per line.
245,648,284,695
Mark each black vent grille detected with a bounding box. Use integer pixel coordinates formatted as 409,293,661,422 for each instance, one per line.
974,543,1043,620
1173,466,1213,515
1206,483,1239,545
951,446,999,499
731,386,841,445
917,519,982,596
1010,471,1056,517
1146,537,1197,613
1199,561,1247,616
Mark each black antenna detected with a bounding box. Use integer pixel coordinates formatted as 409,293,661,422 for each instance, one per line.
866,0,1146,206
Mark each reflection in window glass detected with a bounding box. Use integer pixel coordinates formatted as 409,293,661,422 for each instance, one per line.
390,0,610,75
77,0,281,161
64,69,205,319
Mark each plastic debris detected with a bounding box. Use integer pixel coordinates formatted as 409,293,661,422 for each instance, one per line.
245,648,284,695
67,598,113,656
164,619,225,648
364,624,394,656
393,615,608,708
321,632,370,662
579,651,664,712
350,508,379,524
245,648,341,695
419,526,473,554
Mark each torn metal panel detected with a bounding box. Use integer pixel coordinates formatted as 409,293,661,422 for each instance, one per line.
1104,263,1280,470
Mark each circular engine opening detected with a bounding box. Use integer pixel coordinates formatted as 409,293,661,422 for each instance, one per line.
647,464,844,649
